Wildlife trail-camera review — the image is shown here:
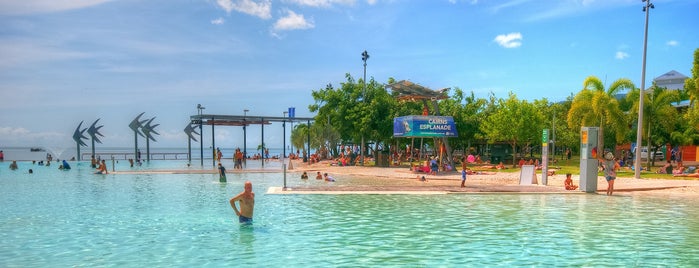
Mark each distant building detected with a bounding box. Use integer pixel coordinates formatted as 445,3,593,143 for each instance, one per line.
653,70,688,90
654,70,690,109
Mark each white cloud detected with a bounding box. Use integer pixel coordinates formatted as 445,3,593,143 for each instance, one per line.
273,9,315,31
211,17,225,25
0,38,90,69
494,32,522,48
0,126,65,146
666,40,678,46
216,0,272,19
0,0,112,15
285,0,356,7
615,51,629,60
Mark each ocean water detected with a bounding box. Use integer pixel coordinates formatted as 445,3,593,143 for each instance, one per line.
1,161,698,267
0,147,289,161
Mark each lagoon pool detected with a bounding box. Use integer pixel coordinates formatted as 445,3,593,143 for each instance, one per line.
1,160,699,267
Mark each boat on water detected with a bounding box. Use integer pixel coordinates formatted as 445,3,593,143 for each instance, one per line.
30,147,45,152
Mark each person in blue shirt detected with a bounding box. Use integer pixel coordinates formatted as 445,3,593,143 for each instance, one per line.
60,160,71,170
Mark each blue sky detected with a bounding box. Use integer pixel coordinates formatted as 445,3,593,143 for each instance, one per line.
0,0,697,152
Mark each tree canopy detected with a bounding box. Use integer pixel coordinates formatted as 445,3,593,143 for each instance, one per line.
296,51,698,165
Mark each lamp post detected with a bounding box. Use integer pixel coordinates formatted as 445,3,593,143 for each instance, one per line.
361,50,369,166
635,0,654,179
283,111,288,160
289,107,294,156
197,104,205,166
243,109,249,167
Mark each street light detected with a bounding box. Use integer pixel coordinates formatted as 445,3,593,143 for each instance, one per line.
197,104,205,166
283,111,288,159
243,109,249,166
635,0,654,179
361,50,369,166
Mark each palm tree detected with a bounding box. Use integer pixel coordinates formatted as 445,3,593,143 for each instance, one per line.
627,85,680,167
567,76,635,151
685,48,699,129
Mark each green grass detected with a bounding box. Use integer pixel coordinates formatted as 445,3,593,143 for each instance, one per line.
392,155,692,180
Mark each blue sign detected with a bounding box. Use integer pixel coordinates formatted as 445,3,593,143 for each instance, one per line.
393,116,458,137
288,107,295,118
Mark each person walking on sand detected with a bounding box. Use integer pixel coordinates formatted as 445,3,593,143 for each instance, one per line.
598,151,619,195
230,181,255,224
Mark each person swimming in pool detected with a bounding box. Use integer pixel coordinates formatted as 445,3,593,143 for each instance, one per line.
218,163,227,182
95,160,108,174
61,160,71,170
230,181,255,224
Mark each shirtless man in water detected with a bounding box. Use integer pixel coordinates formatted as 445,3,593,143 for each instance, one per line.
230,181,255,224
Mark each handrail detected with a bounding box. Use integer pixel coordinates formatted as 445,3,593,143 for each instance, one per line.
82,152,190,161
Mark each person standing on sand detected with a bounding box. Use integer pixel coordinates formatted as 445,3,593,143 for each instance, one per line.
461,169,467,188
230,181,255,224
598,152,619,195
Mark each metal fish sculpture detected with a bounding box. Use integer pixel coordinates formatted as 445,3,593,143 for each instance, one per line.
73,121,88,147
129,112,147,138
87,118,105,144
184,123,199,142
142,117,160,142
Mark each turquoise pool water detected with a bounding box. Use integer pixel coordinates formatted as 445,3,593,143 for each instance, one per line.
1,161,699,267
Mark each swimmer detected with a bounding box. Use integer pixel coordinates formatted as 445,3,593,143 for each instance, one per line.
324,173,335,182
9,161,18,170
61,160,71,170
95,159,108,174
315,171,323,180
218,163,226,182
230,181,255,224
301,171,309,180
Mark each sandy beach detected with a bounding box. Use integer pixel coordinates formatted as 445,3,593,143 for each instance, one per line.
281,159,699,197
109,158,699,197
